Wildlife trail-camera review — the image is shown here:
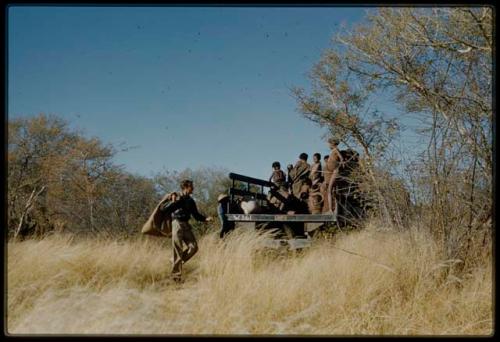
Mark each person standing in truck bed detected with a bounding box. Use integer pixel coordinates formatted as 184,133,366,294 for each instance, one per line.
286,164,294,192
269,161,287,190
289,153,311,198
310,152,323,186
217,193,235,238
160,179,213,283
322,138,344,214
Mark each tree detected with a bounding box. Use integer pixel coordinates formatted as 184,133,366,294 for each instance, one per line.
293,7,492,263
8,114,159,239
292,40,402,223
8,114,75,238
98,172,158,237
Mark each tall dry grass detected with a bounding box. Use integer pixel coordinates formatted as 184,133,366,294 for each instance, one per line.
7,222,492,335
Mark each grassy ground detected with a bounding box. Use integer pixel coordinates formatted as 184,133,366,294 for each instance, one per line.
6,222,493,336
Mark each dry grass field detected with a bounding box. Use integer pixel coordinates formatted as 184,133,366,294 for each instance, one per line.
6,222,493,336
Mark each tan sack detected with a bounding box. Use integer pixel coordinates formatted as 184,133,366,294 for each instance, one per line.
141,193,176,237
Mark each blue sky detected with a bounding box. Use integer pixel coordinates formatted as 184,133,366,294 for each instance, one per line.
8,6,423,180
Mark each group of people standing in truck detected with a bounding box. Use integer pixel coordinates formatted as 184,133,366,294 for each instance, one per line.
268,138,344,215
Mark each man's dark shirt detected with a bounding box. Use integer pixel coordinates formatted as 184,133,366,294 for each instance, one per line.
160,194,206,222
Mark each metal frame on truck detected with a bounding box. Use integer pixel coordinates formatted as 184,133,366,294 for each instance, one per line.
225,172,337,223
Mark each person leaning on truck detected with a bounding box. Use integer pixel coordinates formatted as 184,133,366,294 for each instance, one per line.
160,179,213,283
217,193,235,239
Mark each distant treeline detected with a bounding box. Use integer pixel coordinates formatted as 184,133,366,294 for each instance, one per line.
7,114,230,239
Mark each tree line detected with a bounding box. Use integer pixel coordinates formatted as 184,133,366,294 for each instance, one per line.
7,114,229,239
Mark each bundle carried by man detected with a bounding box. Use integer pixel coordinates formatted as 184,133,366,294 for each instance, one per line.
141,192,178,237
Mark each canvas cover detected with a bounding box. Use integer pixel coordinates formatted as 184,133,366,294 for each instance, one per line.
141,193,176,237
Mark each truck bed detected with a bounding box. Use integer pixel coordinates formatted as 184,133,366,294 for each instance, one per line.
226,213,337,222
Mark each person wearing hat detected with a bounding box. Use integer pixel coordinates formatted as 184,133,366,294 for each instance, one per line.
217,193,235,238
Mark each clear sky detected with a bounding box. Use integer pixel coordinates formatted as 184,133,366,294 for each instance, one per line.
8,6,423,180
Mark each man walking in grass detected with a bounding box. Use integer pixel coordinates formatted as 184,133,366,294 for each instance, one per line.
160,179,212,283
